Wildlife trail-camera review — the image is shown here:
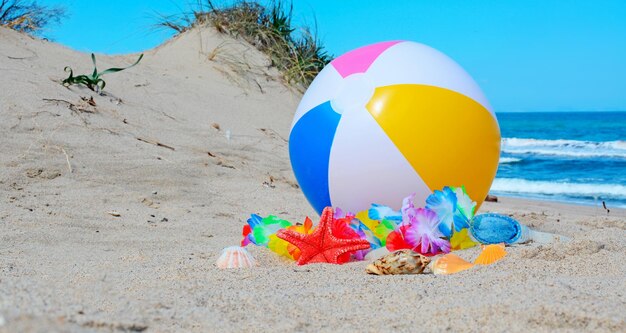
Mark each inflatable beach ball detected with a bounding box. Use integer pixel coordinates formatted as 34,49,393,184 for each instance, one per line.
289,41,501,214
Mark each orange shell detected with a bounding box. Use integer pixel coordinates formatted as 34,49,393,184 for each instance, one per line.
474,243,507,265
432,253,474,275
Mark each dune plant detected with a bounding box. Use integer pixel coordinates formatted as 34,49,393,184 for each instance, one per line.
62,53,144,92
0,0,65,34
156,0,331,89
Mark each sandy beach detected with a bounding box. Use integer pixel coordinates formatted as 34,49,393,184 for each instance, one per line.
1,26,625,332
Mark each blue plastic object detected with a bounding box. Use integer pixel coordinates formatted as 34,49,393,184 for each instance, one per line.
470,213,522,244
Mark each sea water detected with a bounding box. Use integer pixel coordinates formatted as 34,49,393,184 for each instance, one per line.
493,111,626,209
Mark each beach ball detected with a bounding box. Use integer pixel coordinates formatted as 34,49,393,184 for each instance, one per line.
289,41,501,214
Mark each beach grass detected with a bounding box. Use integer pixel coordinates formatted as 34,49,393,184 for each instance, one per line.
156,0,332,89
62,53,144,92
0,0,64,34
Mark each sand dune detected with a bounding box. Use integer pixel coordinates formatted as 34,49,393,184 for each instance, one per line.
1,26,625,332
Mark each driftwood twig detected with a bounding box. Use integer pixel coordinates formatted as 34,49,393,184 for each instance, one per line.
136,137,175,151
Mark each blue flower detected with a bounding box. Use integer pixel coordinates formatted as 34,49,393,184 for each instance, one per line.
425,187,457,237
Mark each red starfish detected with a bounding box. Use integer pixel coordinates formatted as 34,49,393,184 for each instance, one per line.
276,207,371,265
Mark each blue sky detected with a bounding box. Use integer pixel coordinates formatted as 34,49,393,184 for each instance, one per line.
38,0,626,112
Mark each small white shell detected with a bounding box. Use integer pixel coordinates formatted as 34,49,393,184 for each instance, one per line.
216,246,256,269
364,247,390,261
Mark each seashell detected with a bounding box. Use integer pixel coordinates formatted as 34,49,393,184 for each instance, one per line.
474,243,506,265
432,253,474,275
365,249,431,275
216,246,256,269
364,247,390,261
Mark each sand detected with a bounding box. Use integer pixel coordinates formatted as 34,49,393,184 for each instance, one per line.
1,26,625,332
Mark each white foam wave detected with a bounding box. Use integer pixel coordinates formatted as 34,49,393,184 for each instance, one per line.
491,178,626,199
502,138,626,158
499,157,522,164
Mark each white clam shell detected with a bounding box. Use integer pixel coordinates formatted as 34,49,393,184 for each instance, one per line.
216,246,256,269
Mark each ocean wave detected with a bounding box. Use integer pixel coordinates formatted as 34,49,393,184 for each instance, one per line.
499,157,522,164
501,138,626,158
491,178,626,199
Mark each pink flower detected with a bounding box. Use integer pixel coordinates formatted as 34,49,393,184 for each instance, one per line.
385,194,452,256
404,208,450,255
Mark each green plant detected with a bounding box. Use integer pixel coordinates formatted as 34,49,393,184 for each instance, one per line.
0,0,65,34
63,53,144,91
156,0,332,90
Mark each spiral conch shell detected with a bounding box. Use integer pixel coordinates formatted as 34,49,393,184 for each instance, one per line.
216,246,256,269
366,249,431,275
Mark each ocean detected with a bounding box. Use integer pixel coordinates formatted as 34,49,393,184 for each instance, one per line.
493,111,626,209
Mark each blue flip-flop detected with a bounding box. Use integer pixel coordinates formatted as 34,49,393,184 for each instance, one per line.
470,213,570,245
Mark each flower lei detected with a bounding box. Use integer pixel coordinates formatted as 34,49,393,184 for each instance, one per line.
241,186,478,261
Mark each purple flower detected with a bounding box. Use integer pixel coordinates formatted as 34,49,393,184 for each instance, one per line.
401,194,450,255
